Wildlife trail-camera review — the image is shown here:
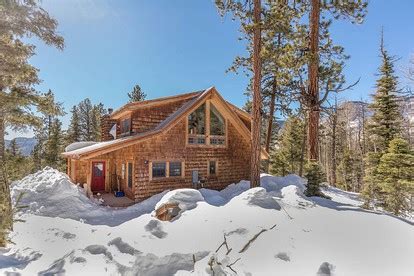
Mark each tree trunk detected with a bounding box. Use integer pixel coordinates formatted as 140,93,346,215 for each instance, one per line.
0,108,12,246
330,106,337,185
250,0,262,188
265,80,277,154
307,0,320,162
299,114,307,177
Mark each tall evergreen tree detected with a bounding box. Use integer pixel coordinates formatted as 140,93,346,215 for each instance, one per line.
5,138,32,183
301,0,367,163
32,90,64,171
128,84,147,102
376,138,414,215
67,106,81,143
270,116,304,176
363,34,404,207
78,98,94,141
77,99,105,141
367,34,403,152
0,0,64,246
8,139,19,157
45,118,64,169
91,103,105,141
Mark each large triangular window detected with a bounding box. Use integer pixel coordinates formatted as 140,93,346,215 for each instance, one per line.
187,101,226,146
209,103,225,145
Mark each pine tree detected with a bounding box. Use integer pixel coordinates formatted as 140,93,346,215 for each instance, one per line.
5,139,32,182
32,90,64,172
128,84,147,102
0,0,64,246
363,33,403,207
304,161,326,197
270,116,304,176
91,103,105,141
78,98,93,141
77,99,106,141
8,139,19,157
67,106,81,143
368,34,403,152
376,138,414,215
45,118,64,170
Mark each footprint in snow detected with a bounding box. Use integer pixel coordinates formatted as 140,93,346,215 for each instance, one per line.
275,252,290,262
84,245,113,260
317,262,335,276
108,237,140,255
144,220,168,239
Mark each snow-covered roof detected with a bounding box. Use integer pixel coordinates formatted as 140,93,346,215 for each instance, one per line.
65,142,99,152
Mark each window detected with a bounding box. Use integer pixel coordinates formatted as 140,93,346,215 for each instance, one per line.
209,161,217,175
121,163,126,179
93,163,104,177
188,103,206,144
187,102,226,146
127,162,133,188
210,104,225,136
120,118,131,135
152,162,166,178
169,162,182,177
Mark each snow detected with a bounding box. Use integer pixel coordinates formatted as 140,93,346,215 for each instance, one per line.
65,141,99,152
155,189,204,212
1,168,413,275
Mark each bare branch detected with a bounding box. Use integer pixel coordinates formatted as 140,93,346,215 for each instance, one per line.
239,224,276,253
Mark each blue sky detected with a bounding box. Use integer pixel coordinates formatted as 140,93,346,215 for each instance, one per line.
7,0,414,139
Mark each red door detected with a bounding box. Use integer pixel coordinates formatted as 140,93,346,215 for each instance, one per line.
91,161,106,192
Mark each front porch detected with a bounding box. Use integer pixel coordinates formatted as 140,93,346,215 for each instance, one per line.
94,192,135,208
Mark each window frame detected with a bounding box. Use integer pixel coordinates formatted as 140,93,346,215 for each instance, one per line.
186,100,227,148
120,116,132,136
149,160,185,180
127,161,133,190
151,161,167,179
169,161,183,177
207,160,218,177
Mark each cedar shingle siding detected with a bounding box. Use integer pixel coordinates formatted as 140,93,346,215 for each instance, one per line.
65,88,261,202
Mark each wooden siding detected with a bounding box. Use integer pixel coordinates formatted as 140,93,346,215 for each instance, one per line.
101,98,194,142
68,90,253,202
131,98,192,134
101,118,251,201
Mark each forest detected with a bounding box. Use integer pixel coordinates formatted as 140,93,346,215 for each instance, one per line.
1,0,413,248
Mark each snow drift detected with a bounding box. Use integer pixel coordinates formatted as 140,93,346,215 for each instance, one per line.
2,168,413,276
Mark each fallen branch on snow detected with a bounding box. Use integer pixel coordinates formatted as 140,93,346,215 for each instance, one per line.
215,233,232,255
239,224,277,253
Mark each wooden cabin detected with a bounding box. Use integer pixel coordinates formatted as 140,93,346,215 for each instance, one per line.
63,87,269,202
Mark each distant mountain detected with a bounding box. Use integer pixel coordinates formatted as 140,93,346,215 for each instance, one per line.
5,137,37,156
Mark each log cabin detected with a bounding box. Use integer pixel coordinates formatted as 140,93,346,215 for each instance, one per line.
63,87,269,202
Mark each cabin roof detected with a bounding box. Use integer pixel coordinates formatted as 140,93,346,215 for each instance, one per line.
109,90,203,119
63,87,268,160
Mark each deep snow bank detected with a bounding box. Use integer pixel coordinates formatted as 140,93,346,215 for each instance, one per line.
11,167,166,226
11,168,307,225
3,168,413,276
11,167,99,217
